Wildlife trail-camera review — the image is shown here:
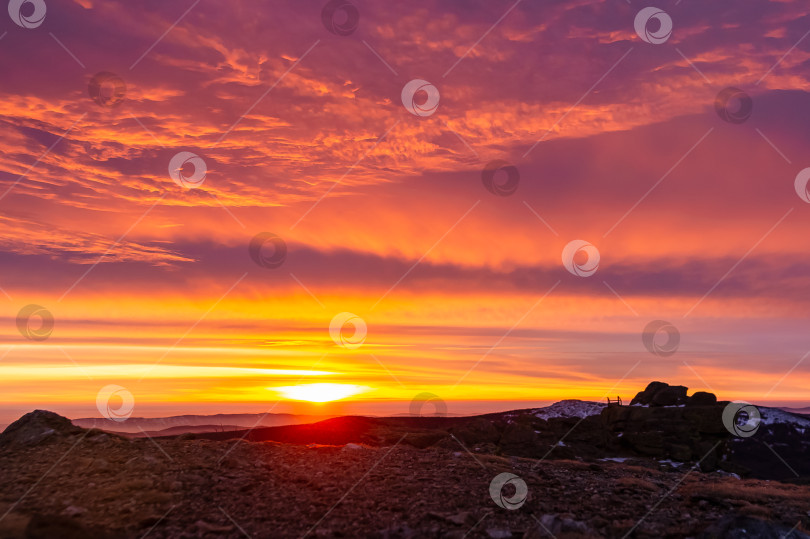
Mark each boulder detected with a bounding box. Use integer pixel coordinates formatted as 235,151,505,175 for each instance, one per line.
630,381,690,407
651,385,688,406
0,410,83,449
601,394,729,468
629,381,669,406
687,391,717,406
624,431,665,456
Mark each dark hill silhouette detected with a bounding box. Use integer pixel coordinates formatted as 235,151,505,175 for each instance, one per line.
71,412,332,434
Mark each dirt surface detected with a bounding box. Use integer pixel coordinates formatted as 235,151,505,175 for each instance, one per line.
0,412,809,538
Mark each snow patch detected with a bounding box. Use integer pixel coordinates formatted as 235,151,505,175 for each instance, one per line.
758,406,810,428
533,400,606,420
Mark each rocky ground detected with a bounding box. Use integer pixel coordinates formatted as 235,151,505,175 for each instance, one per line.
0,409,809,538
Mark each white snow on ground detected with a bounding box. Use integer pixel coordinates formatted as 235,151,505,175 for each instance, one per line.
533,400,606,420
758,406,810,430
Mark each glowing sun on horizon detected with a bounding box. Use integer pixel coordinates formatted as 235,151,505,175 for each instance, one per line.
272,383,369,403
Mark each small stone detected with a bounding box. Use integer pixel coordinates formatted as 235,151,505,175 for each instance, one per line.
342,443,364,451
62,506,86,517
445,512,471,525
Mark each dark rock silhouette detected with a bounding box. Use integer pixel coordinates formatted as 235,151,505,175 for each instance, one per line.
0,410,83,448
630,381,692,406
687,391,718,406
601,400,727,468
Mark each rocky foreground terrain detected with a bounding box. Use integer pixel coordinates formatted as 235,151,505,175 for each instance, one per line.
0,383,808,538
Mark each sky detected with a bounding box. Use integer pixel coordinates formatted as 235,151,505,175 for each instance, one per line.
1,0,809,425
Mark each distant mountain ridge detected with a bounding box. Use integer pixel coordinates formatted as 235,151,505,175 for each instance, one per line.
72,412,333,434
781,406,810,416
72,400,810,437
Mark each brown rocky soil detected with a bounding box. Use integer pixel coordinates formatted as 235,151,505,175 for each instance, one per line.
0,411,809,538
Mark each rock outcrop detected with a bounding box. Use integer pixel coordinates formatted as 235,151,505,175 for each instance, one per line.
604,382,729,469
630,381,690,406
0,410,83,448
601,400,728,469
687,391,718,406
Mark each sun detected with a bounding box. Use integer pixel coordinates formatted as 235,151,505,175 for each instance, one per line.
272,383,369,403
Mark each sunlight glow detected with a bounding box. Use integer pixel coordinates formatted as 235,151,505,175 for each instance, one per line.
272,383,370,403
